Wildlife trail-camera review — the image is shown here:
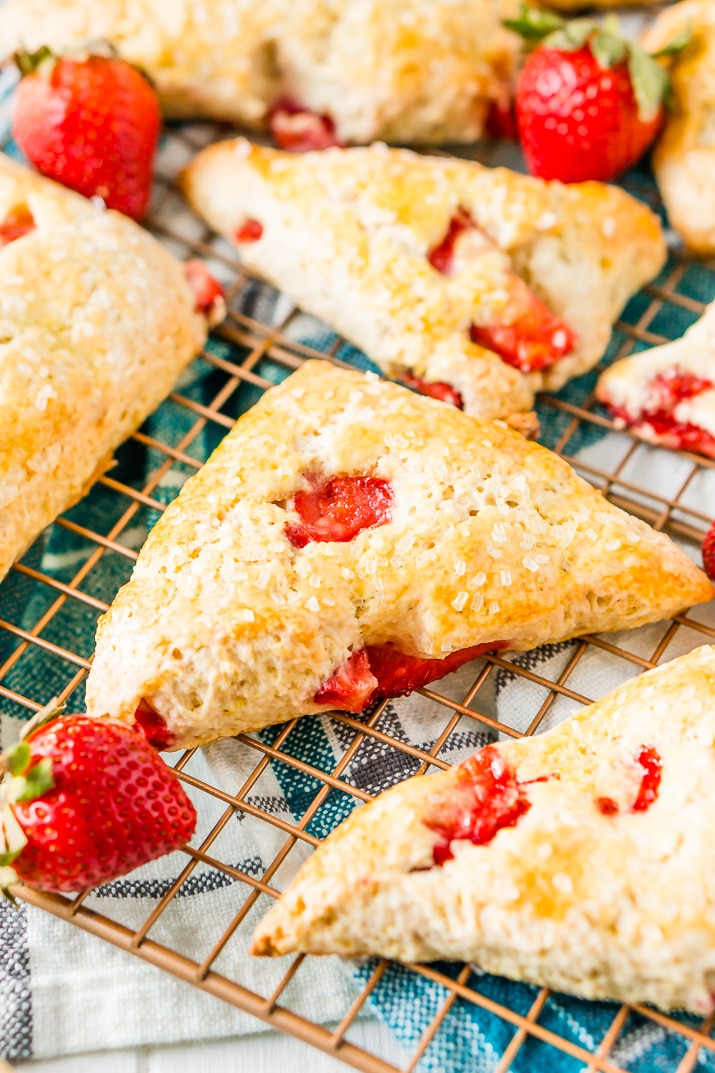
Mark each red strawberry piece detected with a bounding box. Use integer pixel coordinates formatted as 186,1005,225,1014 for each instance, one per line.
425,745,531,865
605,369,715,459
134,699,177,751
12,47,161,220
596,796,619,815
313,650,378,713
507,7,680,184
184,259,225,322
485,97,519,140
427,208,576,373
400,370,464,409
0,205,36,245
286,474,394,547
470,288,576,374
235,218,264,243
703,521,715,581
427,208,475,276
0,712,196,894
367,641,508,699
268,97,342,152
632,744,661,812
313,641,508,712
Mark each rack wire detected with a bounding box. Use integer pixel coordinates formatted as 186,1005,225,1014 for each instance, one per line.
4,119,715,1073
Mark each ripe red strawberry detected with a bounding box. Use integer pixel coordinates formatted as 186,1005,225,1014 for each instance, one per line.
0,711,196,894
702,520,715,582
12,47,161,220
507,6,687,183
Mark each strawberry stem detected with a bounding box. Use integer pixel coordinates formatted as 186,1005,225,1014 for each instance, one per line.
13,45,55,78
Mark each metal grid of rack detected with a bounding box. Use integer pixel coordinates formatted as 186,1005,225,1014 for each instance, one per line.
3,120,715,1072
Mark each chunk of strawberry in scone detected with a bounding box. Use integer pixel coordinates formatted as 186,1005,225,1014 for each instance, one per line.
0,204,35,245
427,208,475,276
400,369,464,409
134,699,177,751
470,288,577,374
595,744,662,815
605,370,715,459
269,97,342,152
632,745,661,812
235,218,263,243
184,259,225,324
313,641,506,712
427,209,576,374
425,745,531,865
313,650,378,713
367,641,507,698
285,474,394,547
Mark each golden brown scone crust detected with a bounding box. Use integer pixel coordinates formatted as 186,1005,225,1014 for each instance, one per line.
597,298,715,449
253,644,715,1015
0,0,518,146
181,140,666,423
642,1,715,255
0,154,209,582
86,362,712,749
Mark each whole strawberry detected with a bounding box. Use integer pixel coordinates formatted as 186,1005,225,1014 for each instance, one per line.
12,47,161,220
506,6,687,183
0,710,196,894
703,520,715,582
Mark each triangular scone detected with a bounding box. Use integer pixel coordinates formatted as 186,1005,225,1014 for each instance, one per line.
642,1,715,255
86,362,712,750
181,141,666,425
597,300,715,458
0,154,217,584
0,0,518,147
253,645,715,1014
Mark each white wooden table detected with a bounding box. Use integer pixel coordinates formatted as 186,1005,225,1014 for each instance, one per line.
23,1020,408,1073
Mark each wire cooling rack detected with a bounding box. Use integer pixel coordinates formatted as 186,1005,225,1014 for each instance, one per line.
4,119,715,1073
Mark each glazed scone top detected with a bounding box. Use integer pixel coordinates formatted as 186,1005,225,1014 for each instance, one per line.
0,153,210,581
86,362,712,748
253,645,715,1015
0,154,207,511
182,140,666,423
0,0,518,145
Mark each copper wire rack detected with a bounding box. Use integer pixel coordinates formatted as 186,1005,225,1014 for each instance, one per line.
3,119,715,1073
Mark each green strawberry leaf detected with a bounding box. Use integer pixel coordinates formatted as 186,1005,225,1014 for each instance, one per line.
590,27,628,69
14,758,54,803
5,741,30,778
628,43,670,122
653,24,692,58
543,19,597,54
0,866,20,905
19,700,65,742
0,848,22,867
504,3,565,40
13,45,55,78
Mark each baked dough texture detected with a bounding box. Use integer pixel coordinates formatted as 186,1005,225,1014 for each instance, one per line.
0,0,518,147
181,140,666,424
597,299,715,457
253,644,715,1015
642,1,715,255
86,361,712,750
0,154,210,583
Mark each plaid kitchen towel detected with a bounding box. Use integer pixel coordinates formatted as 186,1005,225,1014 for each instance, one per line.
1,95,715,1070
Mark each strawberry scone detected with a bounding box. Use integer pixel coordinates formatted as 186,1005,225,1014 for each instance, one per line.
252,645,715,1015
0,153,222,583
597,300,715,459
0,0,519,148
181,140,666,426
86,362,712,750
